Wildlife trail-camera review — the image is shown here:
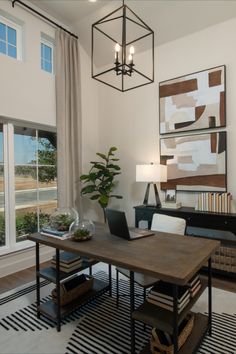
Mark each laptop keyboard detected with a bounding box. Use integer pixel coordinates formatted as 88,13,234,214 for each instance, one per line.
129,231,141,239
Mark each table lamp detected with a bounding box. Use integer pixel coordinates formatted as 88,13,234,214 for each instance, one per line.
136,163,167,207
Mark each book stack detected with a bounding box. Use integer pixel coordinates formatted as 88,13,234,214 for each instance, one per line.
41,227,70,240
196,192,232,213
147,281,190,314
51,251,83,273
187,274,201,298
161,202,182,209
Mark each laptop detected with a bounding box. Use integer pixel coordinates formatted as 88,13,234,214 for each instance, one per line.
106,209,155,240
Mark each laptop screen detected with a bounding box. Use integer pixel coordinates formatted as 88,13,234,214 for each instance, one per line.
105,209,130,239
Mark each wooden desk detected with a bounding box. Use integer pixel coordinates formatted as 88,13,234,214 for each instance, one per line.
29,223,219,354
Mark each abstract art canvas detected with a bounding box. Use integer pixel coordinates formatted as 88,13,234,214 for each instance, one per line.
159,65,226,134
160,132,226,192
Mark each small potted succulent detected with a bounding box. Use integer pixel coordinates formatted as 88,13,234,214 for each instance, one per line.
71,220,95,241
49,208,78,232
51,213,74,231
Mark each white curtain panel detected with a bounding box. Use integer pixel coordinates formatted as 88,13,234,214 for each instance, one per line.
55,29,82,214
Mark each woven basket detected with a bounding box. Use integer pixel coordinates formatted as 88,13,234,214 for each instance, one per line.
52,275,93,306
205,245,236,274
150,313,194,354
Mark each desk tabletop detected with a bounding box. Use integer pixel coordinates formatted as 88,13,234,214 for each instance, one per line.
29,223,220,286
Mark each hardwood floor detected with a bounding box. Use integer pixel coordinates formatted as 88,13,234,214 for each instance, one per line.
0,261,51,295
0,263,236,295
201,273,236,293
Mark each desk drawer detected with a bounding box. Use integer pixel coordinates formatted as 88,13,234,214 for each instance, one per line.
135,209,155,222
185,213,236,232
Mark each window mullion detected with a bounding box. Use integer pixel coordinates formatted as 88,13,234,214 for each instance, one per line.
7,123,16,248
36,130,40,231
3,124,10,248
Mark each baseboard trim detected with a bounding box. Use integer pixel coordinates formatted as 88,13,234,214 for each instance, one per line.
0,246,54,278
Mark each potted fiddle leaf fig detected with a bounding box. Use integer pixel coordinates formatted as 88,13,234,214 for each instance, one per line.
80,147,122,222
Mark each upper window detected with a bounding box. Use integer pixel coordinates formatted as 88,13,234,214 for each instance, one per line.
41,39,53,74
0,16,21,60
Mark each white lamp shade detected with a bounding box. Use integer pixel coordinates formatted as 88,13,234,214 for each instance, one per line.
136,164,167,182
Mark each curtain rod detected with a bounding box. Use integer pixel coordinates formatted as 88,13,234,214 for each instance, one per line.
12,0,78,39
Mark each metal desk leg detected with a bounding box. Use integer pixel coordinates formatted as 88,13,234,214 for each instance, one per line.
56,249,61,332
143,288,146,332
108,264,112,296
208,257,212,336
116,268,119,308
173,284,179,354
130,271,135,354
36,242,40,319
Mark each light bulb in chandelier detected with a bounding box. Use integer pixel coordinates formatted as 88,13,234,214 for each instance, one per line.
115,43,120,61
128,46,135,66
129,46,135,55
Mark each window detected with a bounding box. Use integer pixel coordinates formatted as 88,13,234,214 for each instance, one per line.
41,39,53,73
0,16,22,60
0,125,5,248
0,123,57,254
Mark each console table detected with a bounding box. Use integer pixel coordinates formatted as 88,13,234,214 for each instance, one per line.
134,205,236,276
29,223,219,354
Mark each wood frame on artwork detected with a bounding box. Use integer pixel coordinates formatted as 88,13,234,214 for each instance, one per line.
159,65,226,135
160,131,227,192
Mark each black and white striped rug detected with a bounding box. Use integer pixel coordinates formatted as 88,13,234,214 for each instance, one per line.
0,271,235,353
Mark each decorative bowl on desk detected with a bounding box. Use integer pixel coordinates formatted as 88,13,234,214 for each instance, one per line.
70,220,95,242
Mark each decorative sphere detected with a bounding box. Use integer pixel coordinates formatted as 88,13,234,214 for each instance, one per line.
49,208,79,232
71,220,95,239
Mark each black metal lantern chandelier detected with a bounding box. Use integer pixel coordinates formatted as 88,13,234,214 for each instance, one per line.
92,0,154,92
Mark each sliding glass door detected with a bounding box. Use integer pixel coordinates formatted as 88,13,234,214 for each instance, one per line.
0,122,57,254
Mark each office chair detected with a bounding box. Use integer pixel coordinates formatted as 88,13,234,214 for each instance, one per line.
116,213,186,307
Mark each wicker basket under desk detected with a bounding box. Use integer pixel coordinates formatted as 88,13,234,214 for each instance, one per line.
210,245,236,273
51,275,94,306
150,313,194,354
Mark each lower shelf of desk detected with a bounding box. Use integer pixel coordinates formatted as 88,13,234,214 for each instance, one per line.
140,312,208,354
38,278,109,321
132,279,207,333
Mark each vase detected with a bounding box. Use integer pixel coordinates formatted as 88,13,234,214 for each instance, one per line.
49,207,79,232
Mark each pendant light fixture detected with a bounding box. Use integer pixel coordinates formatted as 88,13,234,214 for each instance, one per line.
92,0,154,92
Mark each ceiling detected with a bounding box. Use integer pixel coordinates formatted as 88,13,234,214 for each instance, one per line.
29,0,236,54
30,0,109,26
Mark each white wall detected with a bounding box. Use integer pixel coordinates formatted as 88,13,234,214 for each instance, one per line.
0,0,56,126
94,17,236,225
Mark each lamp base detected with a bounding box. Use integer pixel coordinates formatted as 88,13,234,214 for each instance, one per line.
143,183,161,208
